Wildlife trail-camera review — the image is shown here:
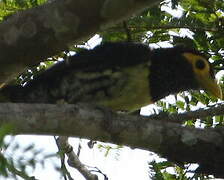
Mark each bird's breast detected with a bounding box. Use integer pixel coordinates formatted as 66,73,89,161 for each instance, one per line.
20,63,152,112
95,63,152,111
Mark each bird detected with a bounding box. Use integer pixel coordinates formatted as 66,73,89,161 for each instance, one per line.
0,42,222,112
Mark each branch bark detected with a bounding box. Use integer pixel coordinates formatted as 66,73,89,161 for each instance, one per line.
0,102,224,177
107,24,220,33
0,0,162,86
56,136,98,180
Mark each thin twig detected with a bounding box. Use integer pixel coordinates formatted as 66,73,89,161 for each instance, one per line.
107,24,220,33
6,160,38,180
86,166,108,180
122,21,132,42
149,103,224,123
77,140,81,157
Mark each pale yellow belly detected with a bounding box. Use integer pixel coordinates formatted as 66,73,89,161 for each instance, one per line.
98,64,152,112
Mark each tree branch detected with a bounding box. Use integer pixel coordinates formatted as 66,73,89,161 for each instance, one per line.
54,136,74,180
0,0,162,85
106,24,220,34
122,21,132,42
0,103,224,177
6,157,37,180
56,136,98,180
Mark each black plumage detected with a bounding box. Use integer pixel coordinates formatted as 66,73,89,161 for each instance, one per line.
0,42,221,111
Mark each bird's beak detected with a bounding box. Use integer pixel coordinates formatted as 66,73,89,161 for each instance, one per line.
197,74,222,99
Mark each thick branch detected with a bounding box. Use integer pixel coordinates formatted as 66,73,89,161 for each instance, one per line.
0,103,224,177
0,0,162,85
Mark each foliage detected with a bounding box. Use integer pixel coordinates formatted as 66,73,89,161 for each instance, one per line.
0,125,56,179
98,143,122,159
148,160,212,180
100,0,224,178
0,0,46,20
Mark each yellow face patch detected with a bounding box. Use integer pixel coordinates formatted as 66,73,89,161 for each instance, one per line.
182,53,210,77
182,53,222,99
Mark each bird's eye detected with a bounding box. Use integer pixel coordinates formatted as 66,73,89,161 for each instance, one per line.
195,59,205,70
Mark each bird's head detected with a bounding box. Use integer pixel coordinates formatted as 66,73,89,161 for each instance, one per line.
182,51,222,99
150,46,222,101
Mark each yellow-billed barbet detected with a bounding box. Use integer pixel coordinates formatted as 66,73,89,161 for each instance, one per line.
0,42,222,111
